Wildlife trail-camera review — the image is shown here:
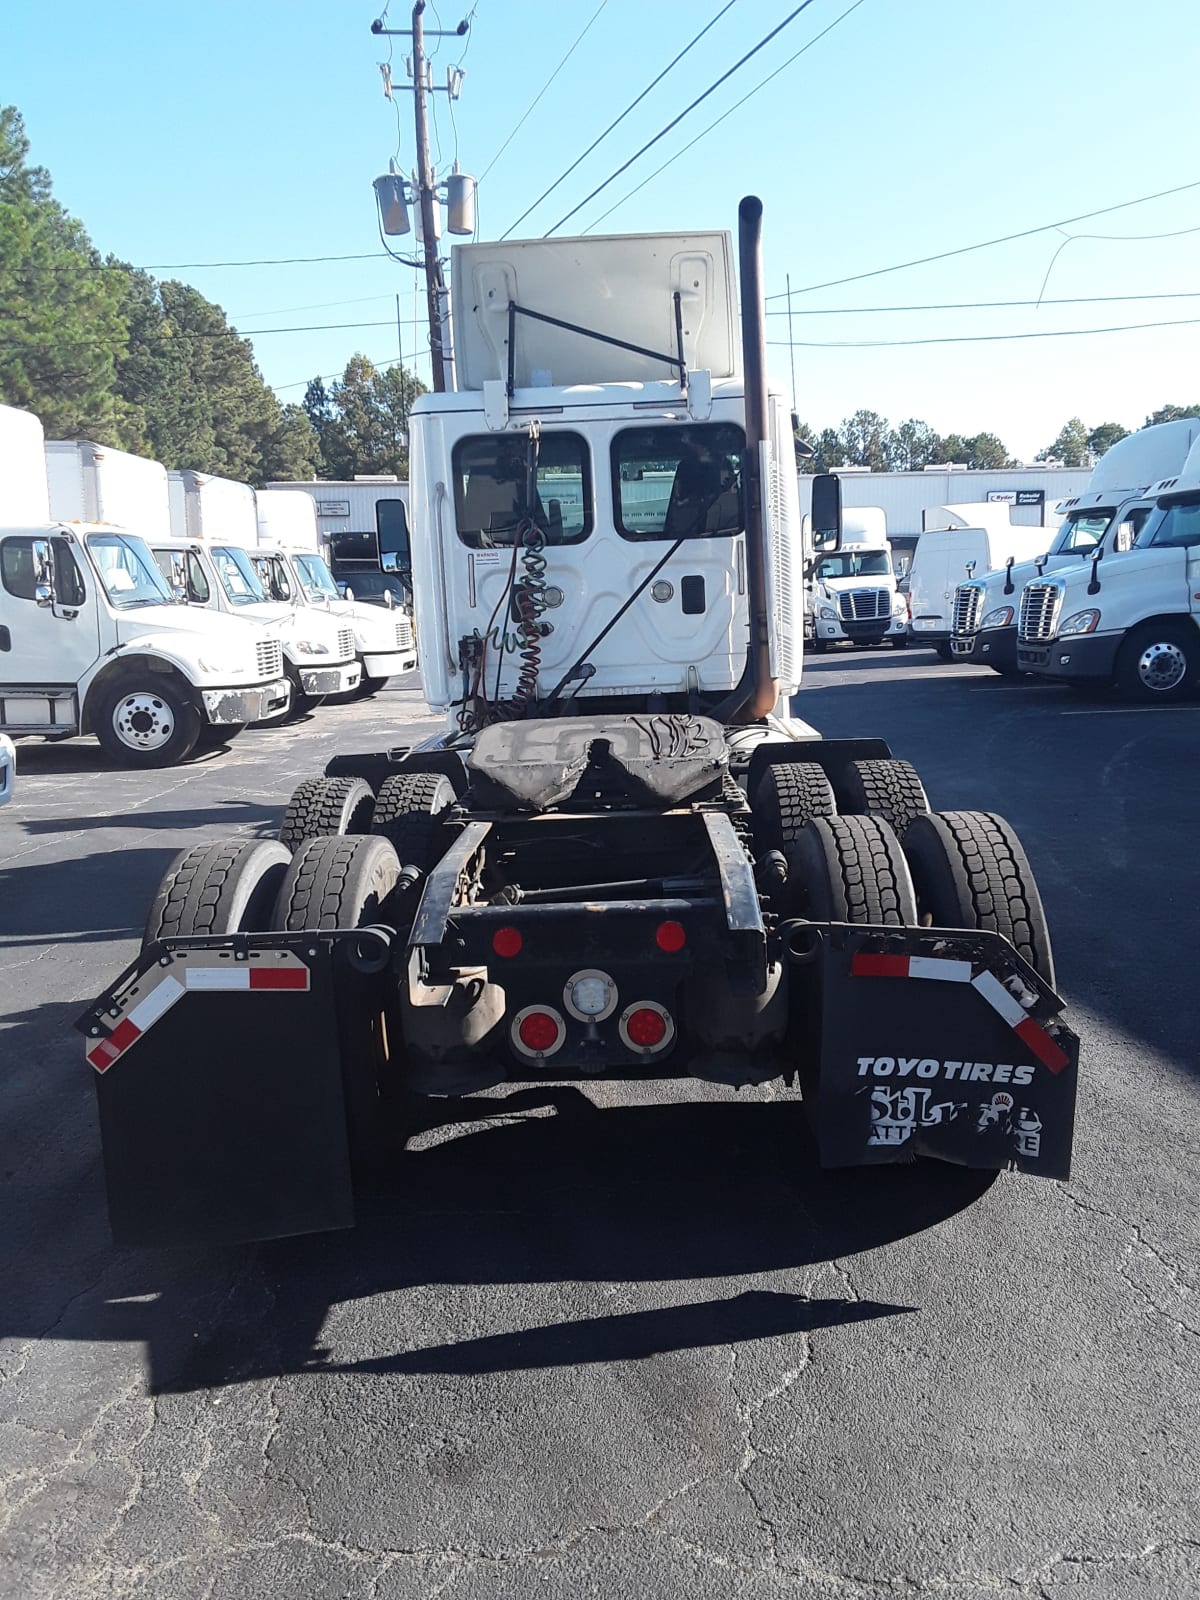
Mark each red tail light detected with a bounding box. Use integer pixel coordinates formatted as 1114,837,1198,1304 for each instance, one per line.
655,920,686,953
492,926,523,958
619,1002,675,1053
511,1006,566,1059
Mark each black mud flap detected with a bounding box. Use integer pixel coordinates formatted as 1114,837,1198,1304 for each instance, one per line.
794,923,1079,1180
77,936,358,1249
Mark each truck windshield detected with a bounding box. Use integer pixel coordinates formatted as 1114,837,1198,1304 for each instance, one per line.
1145,496,1200,548
1057,511,1112,551
612,423,744,541
292,554,340,601
814,551,891,579
86,534,174,609
210,545,268,605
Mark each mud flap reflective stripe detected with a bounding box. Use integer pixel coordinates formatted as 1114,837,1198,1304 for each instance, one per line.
813,928,1078,1179
81,941,352,1249
851,951,1070,1074
85,954,311,1073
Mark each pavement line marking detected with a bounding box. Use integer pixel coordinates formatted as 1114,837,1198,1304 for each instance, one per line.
1059,705,1200,716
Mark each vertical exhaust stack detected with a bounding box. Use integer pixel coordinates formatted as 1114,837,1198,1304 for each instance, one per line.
737,195,778,722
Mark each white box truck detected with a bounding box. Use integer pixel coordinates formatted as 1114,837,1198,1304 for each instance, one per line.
1016,431,1200,699
253,489,417,698
160,472,360,710
806,506,908,651
0,410,289,766
46,440,171,535
907,520,1050,658
951,418,1200,674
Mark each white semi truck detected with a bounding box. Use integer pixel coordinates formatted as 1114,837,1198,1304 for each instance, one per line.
162,471,361,711
80,203,1079,1248
952,419,1200,674
807,506,908,651
1016,431,1200,699
0,412,290,766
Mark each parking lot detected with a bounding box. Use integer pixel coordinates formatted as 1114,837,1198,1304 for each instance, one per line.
1,652,1197,1600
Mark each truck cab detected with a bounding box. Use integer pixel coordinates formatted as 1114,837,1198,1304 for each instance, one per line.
1016,435,1200,699
806,507,907,651
952,419,1200,674
0,523,290,765
149,536,361,708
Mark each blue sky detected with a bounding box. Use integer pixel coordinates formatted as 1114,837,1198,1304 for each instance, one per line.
6,0,1198,460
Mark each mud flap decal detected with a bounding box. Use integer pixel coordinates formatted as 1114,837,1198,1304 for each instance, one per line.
806,926,1078,1179
78,940,355,1248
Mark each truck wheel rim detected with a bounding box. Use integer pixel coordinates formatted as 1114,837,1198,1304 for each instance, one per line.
113,692,174,750
1137,641,1187,692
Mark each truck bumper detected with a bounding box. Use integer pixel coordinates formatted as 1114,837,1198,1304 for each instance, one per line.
816,618,906,646
1016,633,1121,680
201,677,292,725
361,650,417,680
951,626,1018,671
79,913,1079,1248
299,662,361,696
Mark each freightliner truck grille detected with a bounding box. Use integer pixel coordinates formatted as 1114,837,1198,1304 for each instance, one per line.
1019,583,1062,642
337,628,355,660
954,585,983,636
256,639,283,679
837,588,890,622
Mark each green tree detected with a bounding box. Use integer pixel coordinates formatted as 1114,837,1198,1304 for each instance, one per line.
887,418,941,471
962,432,1014,470
1086,421,1129,456
814,427,845,471
1038,417,1090,466
1143,403,1200,428
260,403,321,481
838,409,891,470
0,107,131,442
304,355,425,478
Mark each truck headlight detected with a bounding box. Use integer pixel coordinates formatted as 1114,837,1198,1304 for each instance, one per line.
293,640,331,656
981,606,1014,630
818,605,838,621
1059,609,1101,635
196,654,244,676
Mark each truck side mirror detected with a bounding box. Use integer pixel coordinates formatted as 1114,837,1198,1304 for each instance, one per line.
34,582,54,608
965,559,977,578
1087,544,1103,595
1003,555,1015,595
811,473,842,552
383,589,395,609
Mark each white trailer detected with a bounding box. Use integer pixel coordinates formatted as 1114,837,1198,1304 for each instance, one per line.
1,406,50,523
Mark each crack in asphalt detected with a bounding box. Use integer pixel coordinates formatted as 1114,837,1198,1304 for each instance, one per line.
1054,1183,1199,1339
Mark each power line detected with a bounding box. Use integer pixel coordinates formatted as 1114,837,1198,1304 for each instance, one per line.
583,0,866,234
763,289,1200,316
500,0,740,240
766,313,1200,349
1035,222,1200,303
478,1,610,183
274,354,410,394
142,251,389,269
546,0,819,237
768,177,1200,298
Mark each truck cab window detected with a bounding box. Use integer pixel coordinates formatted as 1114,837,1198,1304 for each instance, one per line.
86,534,173,608
250,553,291,601
612,423,744,542
186,552,211,603
453,431,591,548
1060,512,1112,551
292,554,340,601
1,538,50,601
211,545,270,605
1147,498,1200,549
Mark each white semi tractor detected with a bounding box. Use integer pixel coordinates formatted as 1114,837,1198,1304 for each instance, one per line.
0,417,290,765
1016,430,1200,699
807,506,908,651
952,419,1200,674
81,203,1079,1248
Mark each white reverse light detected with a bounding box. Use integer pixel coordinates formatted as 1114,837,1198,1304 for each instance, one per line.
564,968,618,1022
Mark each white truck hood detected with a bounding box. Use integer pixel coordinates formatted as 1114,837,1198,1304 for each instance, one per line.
321,597,408,649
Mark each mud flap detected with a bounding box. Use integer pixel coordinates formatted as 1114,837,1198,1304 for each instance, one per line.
77,937,358,1248
795,923,1079,1179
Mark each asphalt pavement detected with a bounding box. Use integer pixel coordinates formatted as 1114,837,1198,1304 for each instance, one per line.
1,655,1197,1600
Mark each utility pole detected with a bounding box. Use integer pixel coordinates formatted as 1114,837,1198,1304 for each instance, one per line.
410,2,448,392
372,5,472,397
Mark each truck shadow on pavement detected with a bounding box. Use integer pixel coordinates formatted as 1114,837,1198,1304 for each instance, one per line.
125,1090,987,1393
18,802,281,836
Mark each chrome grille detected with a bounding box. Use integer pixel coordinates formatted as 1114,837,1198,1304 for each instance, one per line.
837,587,890,622
1019,583,1062,642
255,639,283,679
395,616,414,651
953,585,984,637
337,627,354,660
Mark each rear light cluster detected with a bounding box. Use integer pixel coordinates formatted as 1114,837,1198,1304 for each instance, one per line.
505,964,677,1061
